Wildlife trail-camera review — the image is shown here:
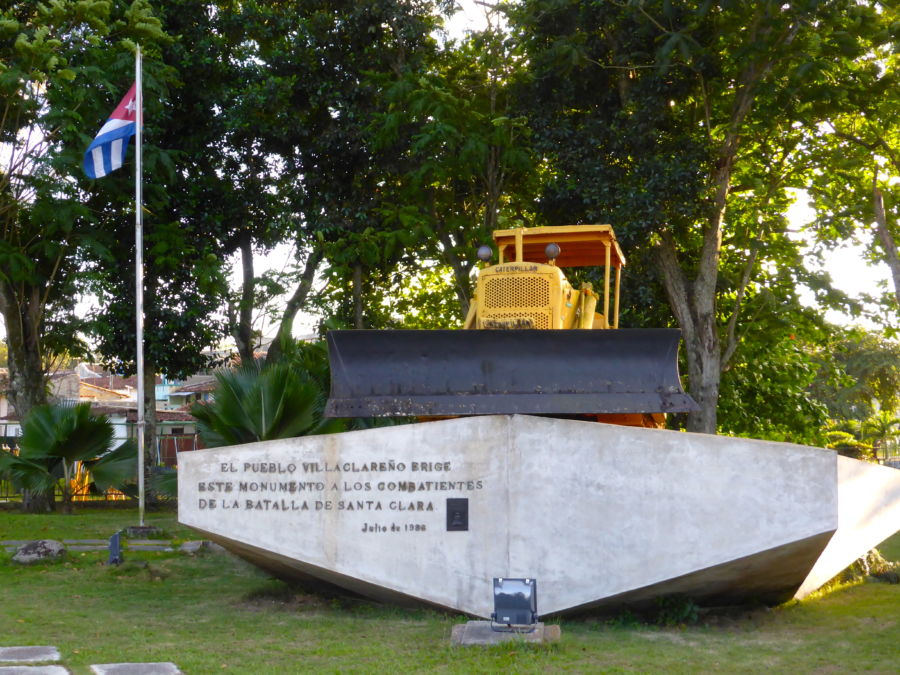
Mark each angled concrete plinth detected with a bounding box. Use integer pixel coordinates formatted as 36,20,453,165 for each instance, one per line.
178,415,900,616
795,456,900,598
0,667,69,674
451,621,560,646
0,647,61,663
90,664,181,675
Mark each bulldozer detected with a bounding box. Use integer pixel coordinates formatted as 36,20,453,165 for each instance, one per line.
325,224,697,427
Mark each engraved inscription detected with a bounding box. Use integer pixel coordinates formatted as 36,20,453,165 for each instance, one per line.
195,457,484,534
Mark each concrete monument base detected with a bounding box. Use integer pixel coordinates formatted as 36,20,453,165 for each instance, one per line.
450,621,561,646
178,415,900,617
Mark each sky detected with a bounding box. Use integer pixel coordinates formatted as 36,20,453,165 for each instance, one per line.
786,191,892,327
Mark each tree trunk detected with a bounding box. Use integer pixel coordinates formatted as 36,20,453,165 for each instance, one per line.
651,14,799,433
266,246,322,366
233,231,256,364
21,489,54,513
432,215,474,320
61,459,73,515
142,360,157,474
655,231,721,434
0,281,47,422
352,263,364,329
0,284,54,513
440,242,473,320
872,185,900,308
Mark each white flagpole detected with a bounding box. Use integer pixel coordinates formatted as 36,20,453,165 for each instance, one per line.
134,45,146,527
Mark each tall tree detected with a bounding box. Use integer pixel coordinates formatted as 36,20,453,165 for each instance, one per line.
811,330,900,422
804,38,900,313
375,15,537,318
227,0,450,344
0,1,167,422
511,0,896,432
82,0,248,461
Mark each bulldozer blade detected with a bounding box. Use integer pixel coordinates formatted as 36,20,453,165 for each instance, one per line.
325,329,698,418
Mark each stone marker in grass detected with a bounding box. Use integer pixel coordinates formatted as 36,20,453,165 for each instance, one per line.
11,541,65,565
0,646,61,663
451,621,561,646
89,664,181,675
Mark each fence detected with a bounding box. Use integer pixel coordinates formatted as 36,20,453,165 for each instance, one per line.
0,433,200,503
157,433,201,467
0,479,126,504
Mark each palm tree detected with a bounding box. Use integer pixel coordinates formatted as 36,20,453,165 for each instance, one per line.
0,403,136,513
191,360,343,447
862,410,900,463
825,428,874,461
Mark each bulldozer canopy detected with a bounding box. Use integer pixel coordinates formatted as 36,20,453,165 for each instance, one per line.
492,224,626,268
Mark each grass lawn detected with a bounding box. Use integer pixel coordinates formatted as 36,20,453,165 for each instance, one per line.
1,506,898,674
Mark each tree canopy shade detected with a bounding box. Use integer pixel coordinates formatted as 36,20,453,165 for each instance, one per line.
509,0,900,432
2,0,899,448
373,16,538,319
83,0,236,459
0,1,167,422
210,0,454,346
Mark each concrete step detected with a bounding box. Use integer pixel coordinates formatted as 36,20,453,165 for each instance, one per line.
90,663,181,675
0,646,61,663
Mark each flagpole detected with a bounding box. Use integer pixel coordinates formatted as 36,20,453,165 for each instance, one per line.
134,45,146,527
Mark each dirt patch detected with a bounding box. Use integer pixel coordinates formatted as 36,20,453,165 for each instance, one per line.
238,586,329,613
697,605,774,630
635,631,699,646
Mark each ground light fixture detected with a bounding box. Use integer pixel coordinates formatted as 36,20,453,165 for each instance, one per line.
491,577,538,632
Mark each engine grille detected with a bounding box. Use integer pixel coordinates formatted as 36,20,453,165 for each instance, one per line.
484,275,550,310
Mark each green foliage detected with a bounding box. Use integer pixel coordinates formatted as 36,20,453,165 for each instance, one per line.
266,335,407,432
825,427,874,461
811,331,900,421
653,595,700,627
371,18,538,320
508,0,900,432
861,410,900,458
148,465,178,500
0,402,136,512
390,266,465,329
215,0,449,332
800,16,900,318
85,0,233,381
20,402,113,463
0,1,168,419
718,336,830,445
835,549,899,585
823,409,900,462
191,359,341,447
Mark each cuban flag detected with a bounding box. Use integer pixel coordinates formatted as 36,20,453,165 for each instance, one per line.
83,83,138,179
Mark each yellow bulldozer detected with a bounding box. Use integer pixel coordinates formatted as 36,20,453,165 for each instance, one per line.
325,224,696,426
463,224,622,331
